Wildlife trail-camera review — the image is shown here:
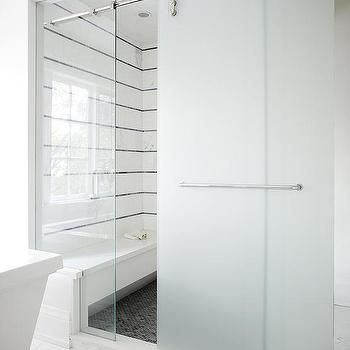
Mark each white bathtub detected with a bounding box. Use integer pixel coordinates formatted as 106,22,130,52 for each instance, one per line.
0,250,62,350
34,233,156,345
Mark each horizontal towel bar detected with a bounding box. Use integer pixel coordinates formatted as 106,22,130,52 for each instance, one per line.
179,182,303,191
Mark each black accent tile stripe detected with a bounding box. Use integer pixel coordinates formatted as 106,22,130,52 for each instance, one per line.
44,114,113,129
44,26,157,72
116,213,142,221
46,217,114,235
117,171,157,175
142,47,158,51
43,171,157,177
116,103,154,113
143,67,157,72
43,114,157,133
44,171,114,177
116,191,157,197
45,211,157,235
44,144,112,152
54,3,157,52
44,85,157,113
44,56,114,84
43,144,157,153
85,192,157,200
117,125,148,133
44,56,158,92
117,212,157,220
116,149,157,153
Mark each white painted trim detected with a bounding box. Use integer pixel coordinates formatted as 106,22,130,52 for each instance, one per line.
71,277,81,335
34,305,72,349
28,0,46,251
56,267,83,280
34,2,45,251
28,0,37,249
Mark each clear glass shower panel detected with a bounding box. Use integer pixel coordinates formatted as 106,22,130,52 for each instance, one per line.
113,0,158,343
35,0,117,339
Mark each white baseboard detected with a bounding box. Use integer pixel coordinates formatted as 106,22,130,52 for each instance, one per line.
34,305,72,349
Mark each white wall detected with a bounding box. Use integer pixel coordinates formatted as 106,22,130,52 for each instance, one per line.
335,0,350,306
0,0,29,255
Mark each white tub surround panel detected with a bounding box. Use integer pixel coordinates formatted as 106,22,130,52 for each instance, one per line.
34,268,81,349
0,250,62,350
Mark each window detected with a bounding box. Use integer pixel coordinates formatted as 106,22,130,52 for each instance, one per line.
45,79,115,203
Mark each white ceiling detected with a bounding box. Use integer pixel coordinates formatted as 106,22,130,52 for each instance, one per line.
81,0,158,47
118,0,157,47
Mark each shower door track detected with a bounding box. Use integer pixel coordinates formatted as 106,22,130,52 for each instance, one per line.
46,0,143,26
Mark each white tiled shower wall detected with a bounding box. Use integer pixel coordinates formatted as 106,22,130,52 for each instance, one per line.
38,1,157,255
117,47,158,235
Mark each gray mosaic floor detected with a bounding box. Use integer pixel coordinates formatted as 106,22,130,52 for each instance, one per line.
89,281,157,344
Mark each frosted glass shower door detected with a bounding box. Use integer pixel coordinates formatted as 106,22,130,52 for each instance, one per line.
159,1,266,349
264,1,334,349
158,1,334,350
35,0,117,340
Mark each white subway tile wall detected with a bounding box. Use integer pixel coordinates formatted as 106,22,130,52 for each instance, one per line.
38,0,157,254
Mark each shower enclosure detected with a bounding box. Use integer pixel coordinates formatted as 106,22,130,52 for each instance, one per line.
32,0,335,349
35,0,157,343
